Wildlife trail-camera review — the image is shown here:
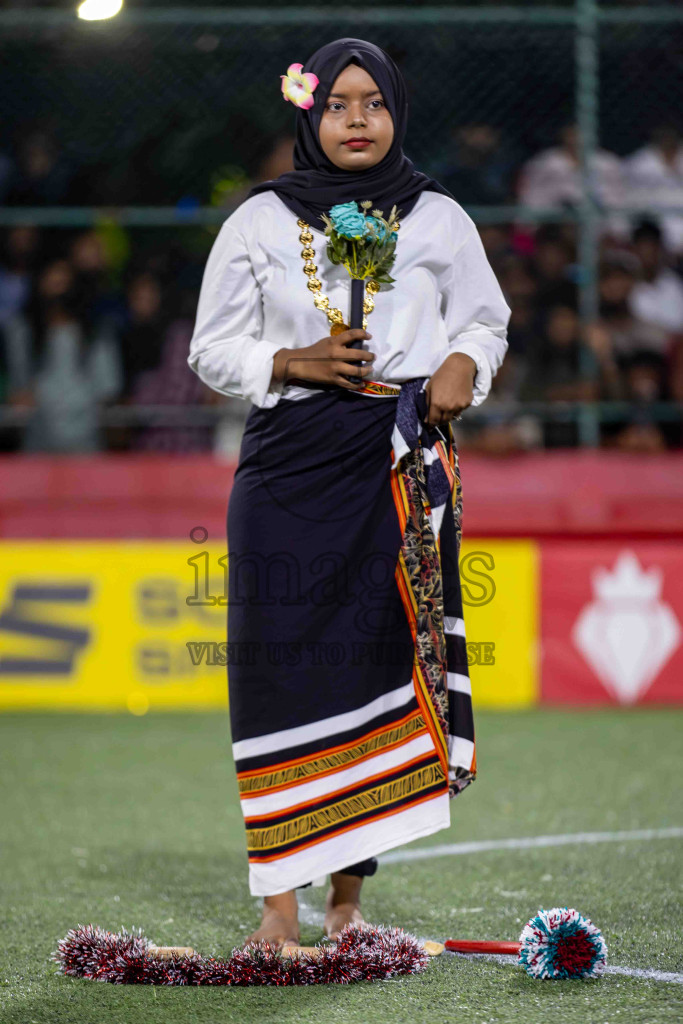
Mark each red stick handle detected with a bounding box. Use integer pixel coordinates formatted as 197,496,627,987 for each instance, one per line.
445,940,521,956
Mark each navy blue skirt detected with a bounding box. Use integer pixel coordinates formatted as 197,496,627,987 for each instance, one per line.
227,382,474,896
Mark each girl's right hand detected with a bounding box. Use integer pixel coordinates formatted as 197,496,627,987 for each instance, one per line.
274,330,376,390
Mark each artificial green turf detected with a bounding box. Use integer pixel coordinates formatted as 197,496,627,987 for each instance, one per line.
1,708,681,1024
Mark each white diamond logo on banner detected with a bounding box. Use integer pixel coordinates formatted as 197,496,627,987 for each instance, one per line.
572,550,681,704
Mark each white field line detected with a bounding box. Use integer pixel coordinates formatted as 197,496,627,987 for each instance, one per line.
294,916,683,986
378,827,683,864
297,901,325,928
604,965,683,984
446,951,683,985
301,828,683,986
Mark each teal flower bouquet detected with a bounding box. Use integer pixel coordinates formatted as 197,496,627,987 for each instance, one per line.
321,200,400,286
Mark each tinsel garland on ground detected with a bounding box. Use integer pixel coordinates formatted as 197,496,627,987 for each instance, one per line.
51,921,431,986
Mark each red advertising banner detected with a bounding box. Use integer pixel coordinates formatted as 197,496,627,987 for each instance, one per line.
541,541,683,705
1,452,682,539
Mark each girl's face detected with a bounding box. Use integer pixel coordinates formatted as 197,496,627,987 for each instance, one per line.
318,63,394,171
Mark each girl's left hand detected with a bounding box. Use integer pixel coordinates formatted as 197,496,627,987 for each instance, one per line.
424,352,477,427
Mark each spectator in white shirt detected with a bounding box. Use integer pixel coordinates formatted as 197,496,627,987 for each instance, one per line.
5,259,124,453
628,219,683,334
623,124,683,257
517,122,630,241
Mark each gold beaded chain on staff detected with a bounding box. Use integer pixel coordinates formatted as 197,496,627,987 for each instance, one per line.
297,217,401,334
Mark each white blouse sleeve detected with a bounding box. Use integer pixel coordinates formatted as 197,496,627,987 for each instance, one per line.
187,220,285,408
439,214,511,407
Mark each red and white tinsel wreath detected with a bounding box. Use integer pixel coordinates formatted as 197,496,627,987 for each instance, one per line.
51,921,431,986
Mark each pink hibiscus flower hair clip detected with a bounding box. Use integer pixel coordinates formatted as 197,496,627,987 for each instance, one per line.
280,62,319,110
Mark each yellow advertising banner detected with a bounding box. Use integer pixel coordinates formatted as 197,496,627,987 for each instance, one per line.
460,539,539,709
0,540,538,711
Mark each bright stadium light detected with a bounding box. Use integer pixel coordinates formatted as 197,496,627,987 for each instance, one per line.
77,0,124,21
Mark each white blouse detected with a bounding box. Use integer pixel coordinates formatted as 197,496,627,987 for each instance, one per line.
187,189,511,410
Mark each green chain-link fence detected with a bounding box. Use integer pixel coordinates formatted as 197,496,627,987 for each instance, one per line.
0,4,680,209
1,3,682,448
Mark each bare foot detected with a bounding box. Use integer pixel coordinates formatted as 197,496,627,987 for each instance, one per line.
324,872,366,941
246,890,299,948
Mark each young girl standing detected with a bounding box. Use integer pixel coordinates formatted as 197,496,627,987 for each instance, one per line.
188,37,510,949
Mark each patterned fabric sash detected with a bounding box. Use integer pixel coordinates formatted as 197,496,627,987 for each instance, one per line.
285,377,402,398
353,379,402,398
389,378,476,798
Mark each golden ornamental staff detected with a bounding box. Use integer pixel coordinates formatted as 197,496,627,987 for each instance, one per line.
298,200,401,334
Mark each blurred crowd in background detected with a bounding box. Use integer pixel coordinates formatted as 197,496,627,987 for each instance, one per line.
1,117,683,455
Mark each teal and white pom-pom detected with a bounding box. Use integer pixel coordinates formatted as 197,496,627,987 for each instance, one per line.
517,907,607,980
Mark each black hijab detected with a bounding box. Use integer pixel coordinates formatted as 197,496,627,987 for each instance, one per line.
246,37,456,231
